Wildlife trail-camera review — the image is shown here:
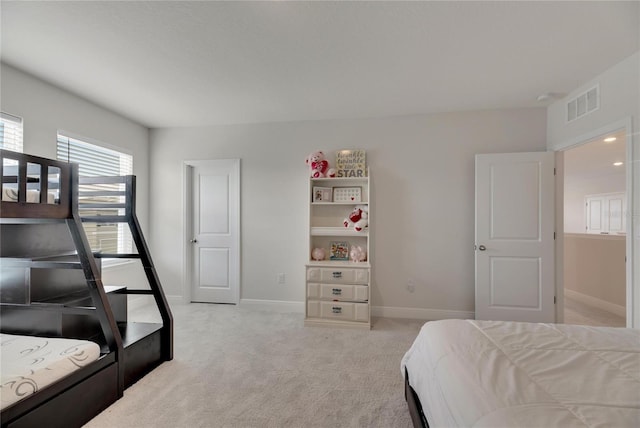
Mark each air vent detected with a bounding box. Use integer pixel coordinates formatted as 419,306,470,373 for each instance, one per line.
567,85,599,122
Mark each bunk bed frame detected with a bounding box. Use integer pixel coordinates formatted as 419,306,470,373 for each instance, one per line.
0,149,173,427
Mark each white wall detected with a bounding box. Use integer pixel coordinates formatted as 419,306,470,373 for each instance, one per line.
547,51,640,327
564,234,626,311
150,108,546,316
564,173,625,233
1,63,151,290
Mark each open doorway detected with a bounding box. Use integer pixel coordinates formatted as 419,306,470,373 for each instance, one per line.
562,131,626,327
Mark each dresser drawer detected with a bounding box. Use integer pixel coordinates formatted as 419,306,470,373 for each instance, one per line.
307,300,320,318
306,267,369,284
307,283,320,299
307,283,368,301
307,300,369,322
319,283,368,301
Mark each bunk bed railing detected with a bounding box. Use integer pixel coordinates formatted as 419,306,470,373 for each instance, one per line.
0,149,72,219
0,148,124,375
1,150,173,425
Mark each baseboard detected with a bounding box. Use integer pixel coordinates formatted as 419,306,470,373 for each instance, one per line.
130,295,184,310
564,289,626,317
167,296,474,320
166,295,186,306
127,295,152,311
372,306,474,320
239,299,305,313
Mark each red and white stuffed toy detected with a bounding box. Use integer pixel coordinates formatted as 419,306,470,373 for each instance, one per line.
344,204,368,232
305,151,335,178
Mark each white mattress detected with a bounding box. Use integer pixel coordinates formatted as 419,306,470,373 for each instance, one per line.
401,320,640,427
0,333,101,410
1,187,56,203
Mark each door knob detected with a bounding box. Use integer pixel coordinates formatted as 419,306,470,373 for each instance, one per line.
478,245,486,251
190,239,198,243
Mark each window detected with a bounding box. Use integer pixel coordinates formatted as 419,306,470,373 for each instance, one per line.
57,133,133,256
0,112,24,153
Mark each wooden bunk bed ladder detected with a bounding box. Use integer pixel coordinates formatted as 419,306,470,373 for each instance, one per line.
78,174,174,385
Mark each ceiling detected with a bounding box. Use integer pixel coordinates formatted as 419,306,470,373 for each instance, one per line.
1,1,638,128
564,130,627,182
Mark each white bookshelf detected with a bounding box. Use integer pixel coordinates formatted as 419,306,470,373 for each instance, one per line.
305,171,371,329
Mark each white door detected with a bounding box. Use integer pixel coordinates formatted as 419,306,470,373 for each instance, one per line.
190,160,240,304
475,152,555,322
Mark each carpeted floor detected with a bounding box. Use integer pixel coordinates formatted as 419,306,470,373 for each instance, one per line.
85,303,424,428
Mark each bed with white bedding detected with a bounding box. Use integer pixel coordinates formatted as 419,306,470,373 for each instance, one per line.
1,187,57,204
0,150,124,428
0,334,101,410
401,319,640,427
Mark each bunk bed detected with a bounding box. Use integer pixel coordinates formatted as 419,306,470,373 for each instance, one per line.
0,149,173,428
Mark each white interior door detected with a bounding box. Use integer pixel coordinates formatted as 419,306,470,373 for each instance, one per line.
190,160,240,304
475,152,555,322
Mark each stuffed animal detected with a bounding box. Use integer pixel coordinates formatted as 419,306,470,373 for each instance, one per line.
343,204,368,232
305,151,335,178
350,245,366,262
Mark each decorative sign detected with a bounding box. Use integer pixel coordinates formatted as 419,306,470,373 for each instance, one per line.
330,241,349,260
335,150,366,178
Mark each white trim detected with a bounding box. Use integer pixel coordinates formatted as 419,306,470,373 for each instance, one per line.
127,295,152,311
564,288,626,318
555,150,565,323
181,163,193,304
584,191,627,199
166,295,185,306
564,233,625,241
626,119,636,328
548,118,632,152
371,306,474,320
552,116,634,328
238,299,475,321
240,299,305,313
128,295,184,311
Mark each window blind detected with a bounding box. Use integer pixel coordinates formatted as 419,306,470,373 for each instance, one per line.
56,134,133,177
56,134,134,256
0,112,24,153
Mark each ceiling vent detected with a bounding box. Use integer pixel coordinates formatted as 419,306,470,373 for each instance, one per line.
567,85,599,122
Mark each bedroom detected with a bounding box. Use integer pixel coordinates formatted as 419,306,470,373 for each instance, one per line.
1,1,639,427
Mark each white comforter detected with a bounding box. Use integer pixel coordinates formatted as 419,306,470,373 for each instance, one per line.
401,320,640,427
0,334,100,410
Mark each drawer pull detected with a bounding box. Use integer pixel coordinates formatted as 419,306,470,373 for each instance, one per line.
332,271,343,279
332,288,342,295
332,306,342,314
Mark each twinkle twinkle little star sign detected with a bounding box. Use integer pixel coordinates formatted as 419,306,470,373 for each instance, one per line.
335,149,366,178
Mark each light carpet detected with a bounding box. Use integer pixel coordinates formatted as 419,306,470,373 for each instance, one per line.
85,303,424,428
